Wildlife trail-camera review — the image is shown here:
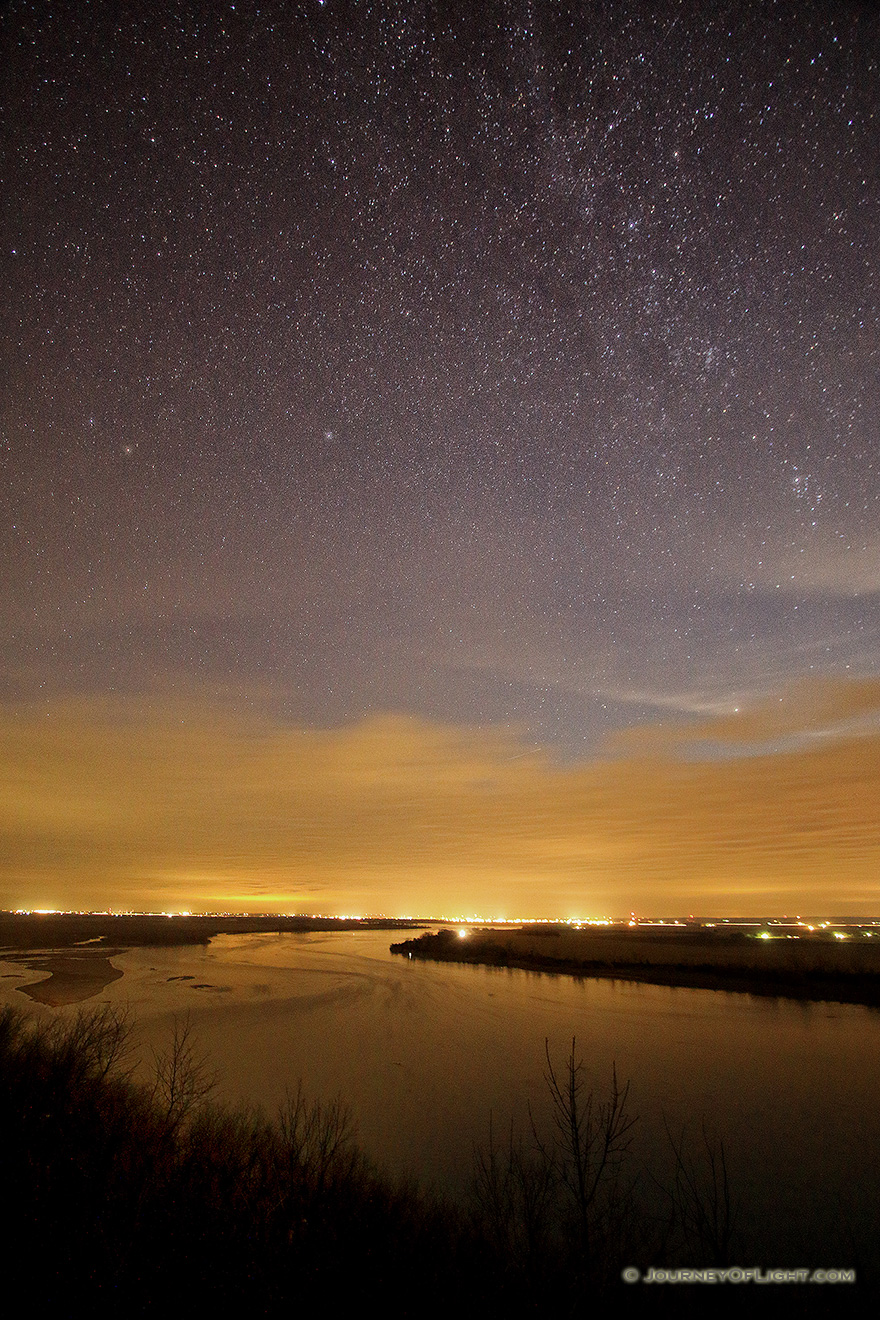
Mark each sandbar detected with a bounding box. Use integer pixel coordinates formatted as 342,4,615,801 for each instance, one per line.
5,951,126,1006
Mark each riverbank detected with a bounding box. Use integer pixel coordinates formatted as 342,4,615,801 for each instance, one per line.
1,1001,862,1317
390,925,880,1007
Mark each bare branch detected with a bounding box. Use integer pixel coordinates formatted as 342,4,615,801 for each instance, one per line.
150,1014,216,1132
663,1114,738,1264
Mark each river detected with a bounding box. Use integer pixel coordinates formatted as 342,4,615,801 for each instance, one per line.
4,926,879,1266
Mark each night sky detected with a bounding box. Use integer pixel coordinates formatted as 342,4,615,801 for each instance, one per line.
2,0,879,918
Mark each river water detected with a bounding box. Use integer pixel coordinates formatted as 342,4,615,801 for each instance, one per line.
5,927,880,1265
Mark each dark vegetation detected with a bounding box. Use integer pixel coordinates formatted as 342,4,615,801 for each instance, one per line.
0,1005,871,1317
0,1004,477,1317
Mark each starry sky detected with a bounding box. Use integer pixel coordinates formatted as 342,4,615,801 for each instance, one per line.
2,0,879,917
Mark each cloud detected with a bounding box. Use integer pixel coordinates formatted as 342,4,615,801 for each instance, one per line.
1,680,879,917
745,536,880,598
608,675,880,752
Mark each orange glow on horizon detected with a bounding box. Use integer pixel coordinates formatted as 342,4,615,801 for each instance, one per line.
1,678,879,919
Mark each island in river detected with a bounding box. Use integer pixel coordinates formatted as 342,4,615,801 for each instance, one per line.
391,922,880,1007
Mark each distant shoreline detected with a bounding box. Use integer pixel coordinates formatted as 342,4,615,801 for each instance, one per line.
0,913,424,1007
391,927,880,1008
0,912,421,949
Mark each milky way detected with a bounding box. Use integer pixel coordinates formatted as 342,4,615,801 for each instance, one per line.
2,2,879,913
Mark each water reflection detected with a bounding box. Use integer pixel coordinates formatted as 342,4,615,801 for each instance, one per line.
5,927,879,1257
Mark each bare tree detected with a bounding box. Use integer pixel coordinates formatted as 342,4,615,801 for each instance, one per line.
473,1038,639,1299
540,1037,638,1269
150,1014,216,1133
473,1112,556,1267
664,1117,738,1265
66,1004,134,1081
277,1082,357,1194
30,1003,135,1085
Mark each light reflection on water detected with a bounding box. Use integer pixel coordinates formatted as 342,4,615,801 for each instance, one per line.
5,928,880,1257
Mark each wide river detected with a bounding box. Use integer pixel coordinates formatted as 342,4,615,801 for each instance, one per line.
5,927,880,1264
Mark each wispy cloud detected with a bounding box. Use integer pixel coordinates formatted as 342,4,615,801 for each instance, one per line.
737,535,880,598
